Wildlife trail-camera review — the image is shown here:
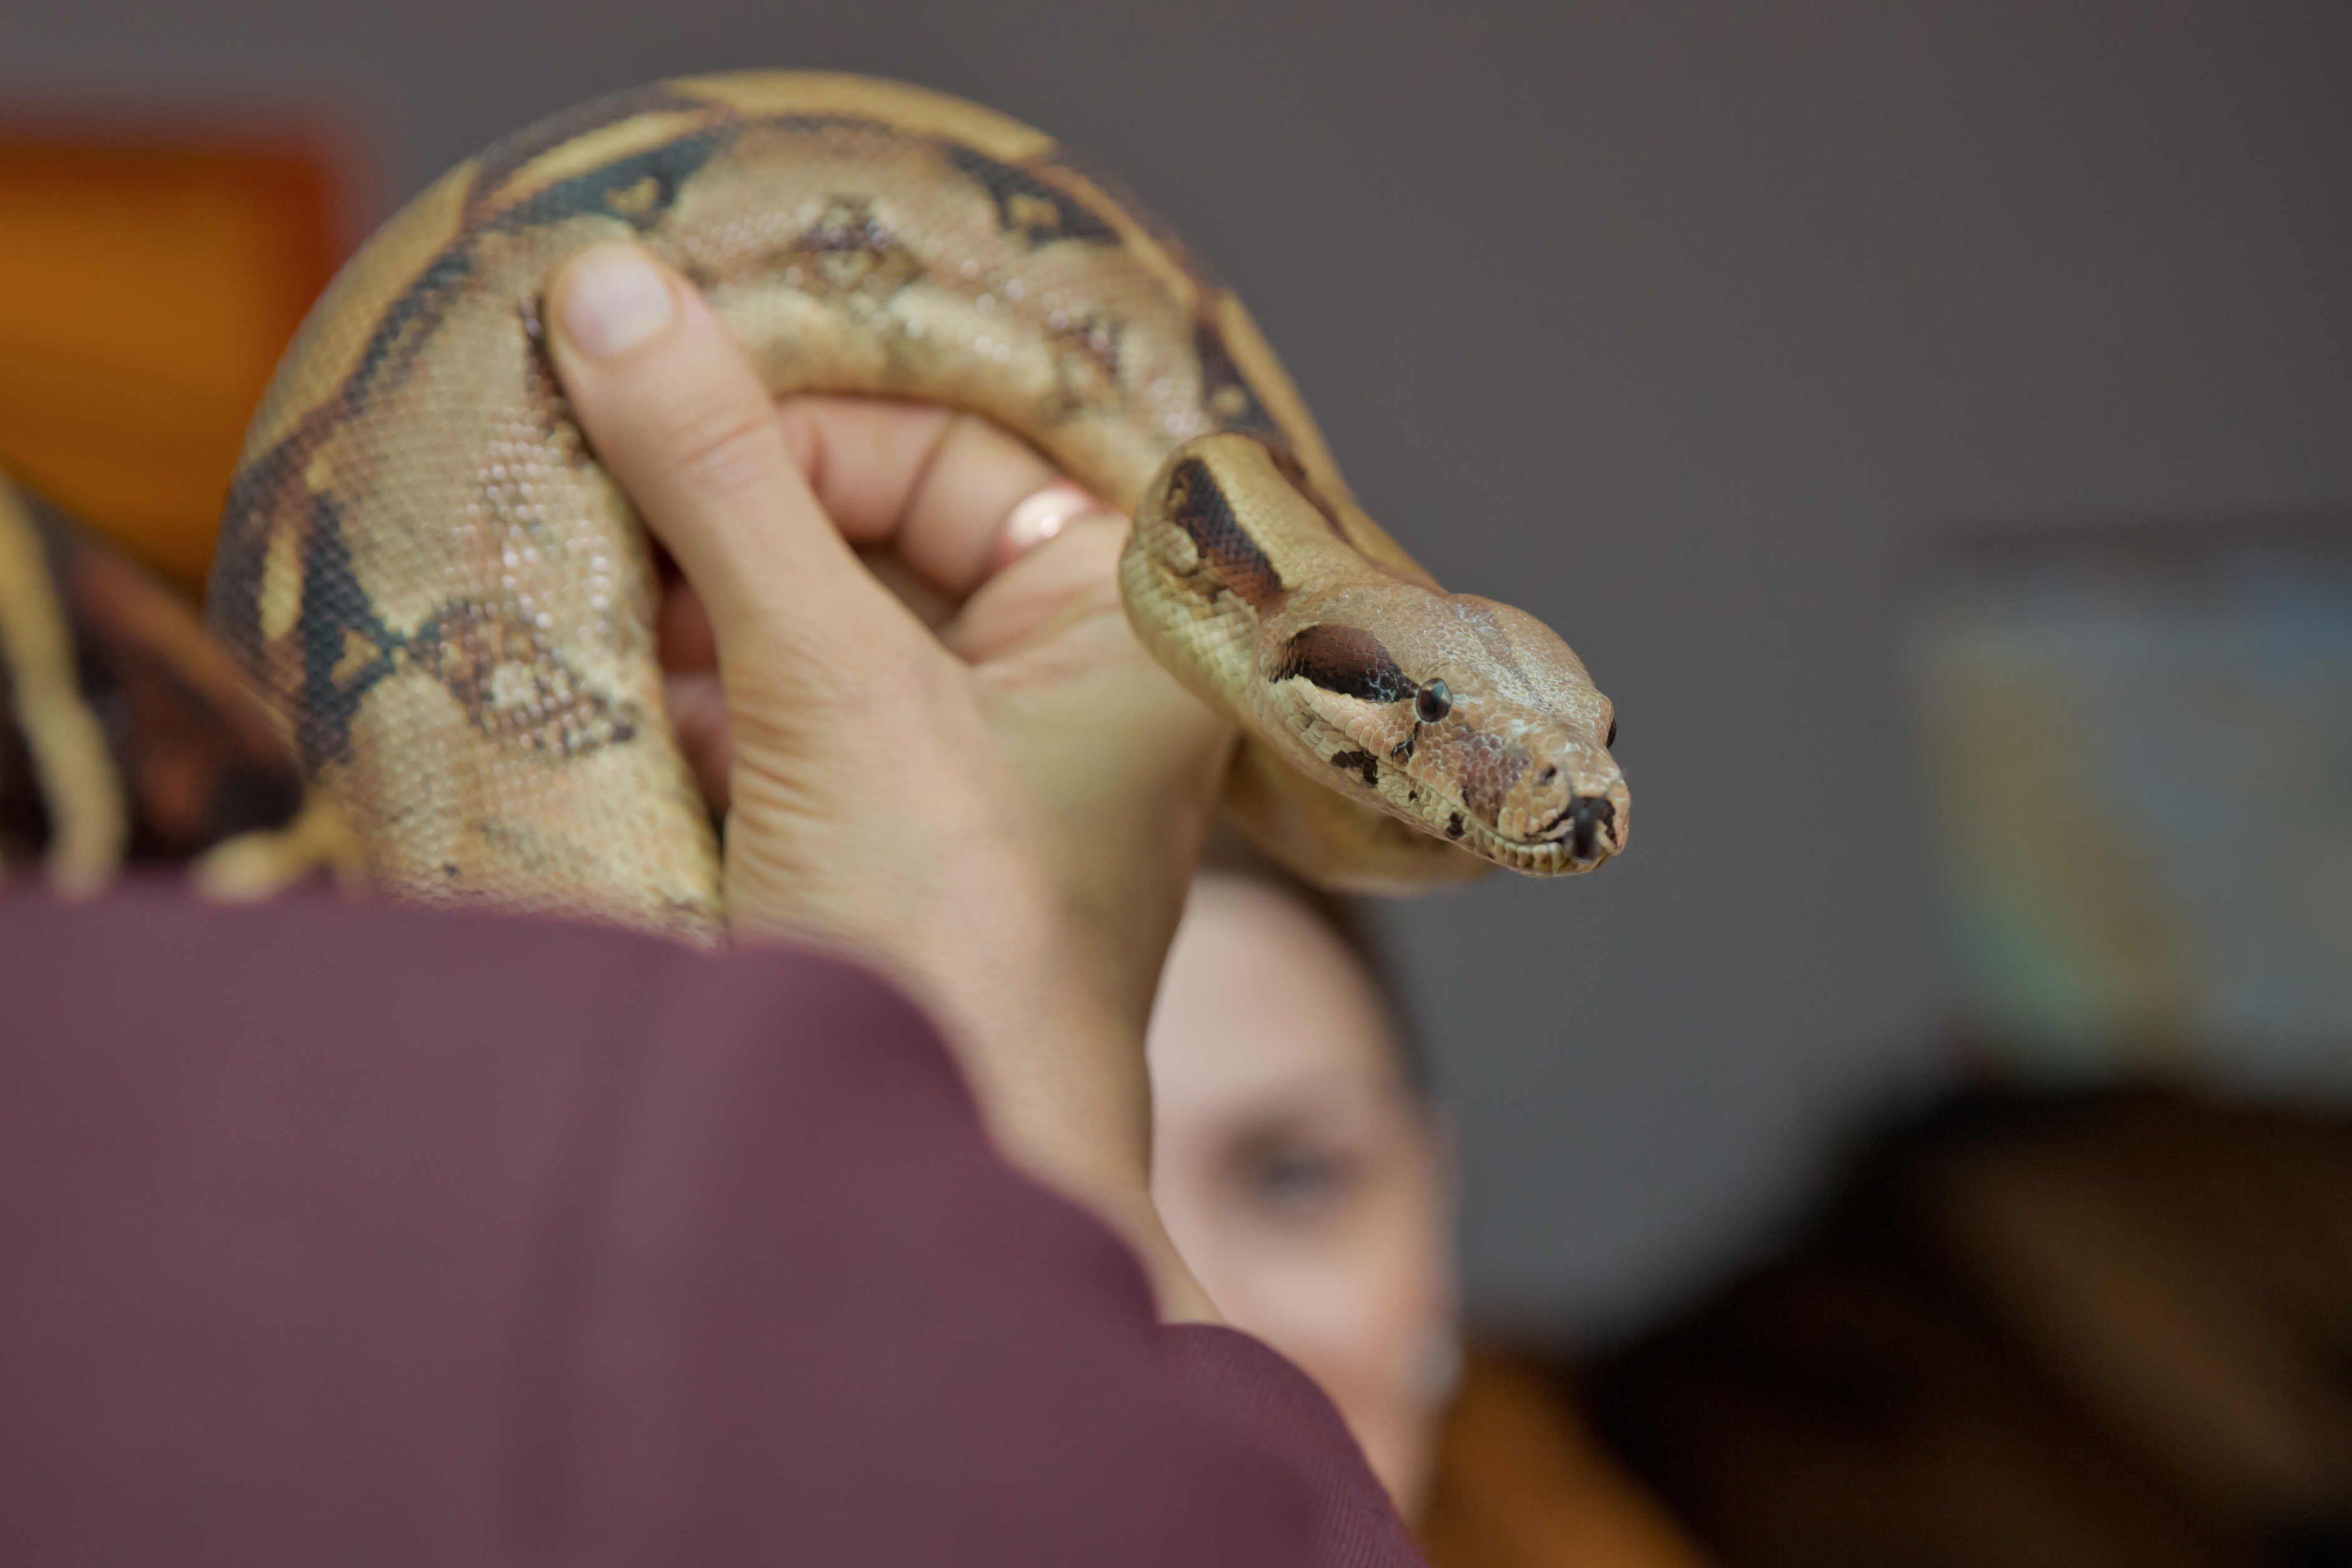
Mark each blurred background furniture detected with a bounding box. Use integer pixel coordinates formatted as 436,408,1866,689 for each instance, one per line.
1585,1088,2352,1568
0,132,340,594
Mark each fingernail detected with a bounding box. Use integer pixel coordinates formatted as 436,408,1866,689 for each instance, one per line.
560,245,675,359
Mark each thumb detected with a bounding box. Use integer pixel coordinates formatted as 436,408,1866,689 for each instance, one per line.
543,241,913,678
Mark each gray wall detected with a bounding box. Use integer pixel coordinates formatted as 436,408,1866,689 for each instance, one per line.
13,0,2350,1329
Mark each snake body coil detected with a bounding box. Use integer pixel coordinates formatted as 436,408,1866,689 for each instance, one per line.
206,72,1628,934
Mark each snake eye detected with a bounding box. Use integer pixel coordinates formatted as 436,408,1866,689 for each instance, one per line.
1415,679,1452,724
1606,717,1618,747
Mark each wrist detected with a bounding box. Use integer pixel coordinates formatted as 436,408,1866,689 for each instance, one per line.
870,874,1219,1324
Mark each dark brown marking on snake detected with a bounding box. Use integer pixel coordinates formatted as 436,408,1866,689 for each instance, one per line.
490,131,723,236
409,602,638,758
1038,146,1199,263
1447,811,1466,840
1268,624,1411,705
71,567,306,851
468,81,712,209
1264,444,1349,543
1331,749,1380,788
207,415,409,778
1045,311,1124,420
1391,735,1416,763
782,198,925,304
1164,457,1284,606
1193,319,1286,445
209,444,298,659
1461,735,1531,828
5,487,304,858
294,498,400,768
346,250,478,407
0,658,49,863
943,144,1121,249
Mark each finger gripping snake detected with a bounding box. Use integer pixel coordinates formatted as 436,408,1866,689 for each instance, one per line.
205,71,1629,935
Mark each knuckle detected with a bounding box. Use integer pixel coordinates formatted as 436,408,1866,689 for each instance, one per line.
657,395,786,511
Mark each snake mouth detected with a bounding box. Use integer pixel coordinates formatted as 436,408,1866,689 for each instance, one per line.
1436,791,1622,876
1527,795,1617,865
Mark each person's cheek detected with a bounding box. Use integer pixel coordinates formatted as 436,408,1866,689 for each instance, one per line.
1288,1179,1445,1509
1226,1171,1414,1401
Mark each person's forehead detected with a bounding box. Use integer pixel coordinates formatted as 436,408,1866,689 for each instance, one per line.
1149,876,1404,1107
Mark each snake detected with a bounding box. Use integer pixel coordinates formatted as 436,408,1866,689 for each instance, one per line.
0,473,323,891
180,71,1627,935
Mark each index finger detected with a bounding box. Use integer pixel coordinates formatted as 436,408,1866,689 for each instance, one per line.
543,242,911,669
772,397,1113,600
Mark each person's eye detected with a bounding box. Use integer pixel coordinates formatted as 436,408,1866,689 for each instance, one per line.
1247,1146,1358,1218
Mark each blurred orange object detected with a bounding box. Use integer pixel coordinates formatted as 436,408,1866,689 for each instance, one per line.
1421,1350,1716,1568
0,133,344,597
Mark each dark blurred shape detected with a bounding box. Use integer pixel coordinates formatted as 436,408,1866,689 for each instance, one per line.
1583,1087,2352,1568
1421,1348,1714,1568
1910,519,2352,1089
0,474,304,868
0,129,344,595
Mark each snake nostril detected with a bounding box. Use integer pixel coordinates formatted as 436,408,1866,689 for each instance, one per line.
1536,765,1557,785
1566,794,1615,863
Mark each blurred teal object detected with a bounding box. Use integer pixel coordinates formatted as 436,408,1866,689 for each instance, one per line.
1912,522,2352,1091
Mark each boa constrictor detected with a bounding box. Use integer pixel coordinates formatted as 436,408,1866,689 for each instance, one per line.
196,71,1626,935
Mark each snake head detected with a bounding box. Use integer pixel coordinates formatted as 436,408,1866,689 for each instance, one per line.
1254,583,1629,876
1127,430,1627,880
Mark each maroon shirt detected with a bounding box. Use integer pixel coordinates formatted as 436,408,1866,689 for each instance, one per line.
0,886,1423,1567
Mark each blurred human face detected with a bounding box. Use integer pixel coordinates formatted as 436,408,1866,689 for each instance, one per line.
1146,873,1457,1517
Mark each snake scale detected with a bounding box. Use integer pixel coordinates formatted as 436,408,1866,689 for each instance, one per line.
7,71,1627,928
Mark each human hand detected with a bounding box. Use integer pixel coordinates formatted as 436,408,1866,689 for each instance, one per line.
544,241,1231,1319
